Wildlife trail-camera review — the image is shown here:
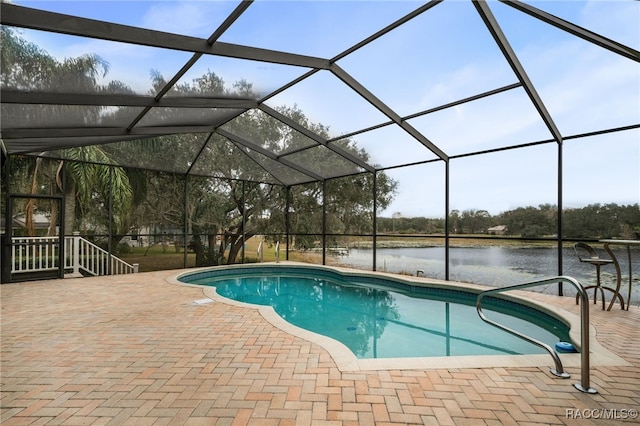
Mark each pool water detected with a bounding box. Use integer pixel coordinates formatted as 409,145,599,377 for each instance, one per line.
182,267,571,359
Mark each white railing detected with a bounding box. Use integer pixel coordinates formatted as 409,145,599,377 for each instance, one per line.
257,240,264,263
11,236,60,273
11,233,138,277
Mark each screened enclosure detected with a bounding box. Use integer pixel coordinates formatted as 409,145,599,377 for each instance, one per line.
1,0,639,291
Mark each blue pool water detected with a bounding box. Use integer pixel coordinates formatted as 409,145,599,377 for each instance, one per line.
181,266,571,359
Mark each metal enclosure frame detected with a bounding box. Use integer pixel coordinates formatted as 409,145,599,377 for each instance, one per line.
1,0,638,284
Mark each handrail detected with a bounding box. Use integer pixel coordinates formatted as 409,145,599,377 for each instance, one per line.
476,276,597,394
257,241,264,263
11,235,137,277
11,236,60,273
275,241,280,263
70,235,136,276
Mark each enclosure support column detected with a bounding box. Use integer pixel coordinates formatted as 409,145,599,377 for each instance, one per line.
475,0,565,295
285,186,291,261
322,180,327,265
241,180,246,264
445,159,450,281
557,141,564,295
107,167,113,275
58,163,66,279
372,171,378,271
183,175,188,269
1,156,12,283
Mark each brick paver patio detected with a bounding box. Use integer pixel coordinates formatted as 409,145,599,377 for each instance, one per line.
2,267,639,425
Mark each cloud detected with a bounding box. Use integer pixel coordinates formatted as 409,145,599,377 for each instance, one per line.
515,36,639,136
415,61,514,112
141,1,231,37
582,0,640,49
59,38,191,94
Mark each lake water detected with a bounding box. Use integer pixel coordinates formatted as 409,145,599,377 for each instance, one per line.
334,246,640,306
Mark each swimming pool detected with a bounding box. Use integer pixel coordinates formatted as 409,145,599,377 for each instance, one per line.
179,264,571,360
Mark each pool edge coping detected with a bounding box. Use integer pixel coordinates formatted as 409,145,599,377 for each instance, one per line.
168,262,630,372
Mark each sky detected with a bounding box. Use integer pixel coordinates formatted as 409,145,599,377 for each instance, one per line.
8,0,640,217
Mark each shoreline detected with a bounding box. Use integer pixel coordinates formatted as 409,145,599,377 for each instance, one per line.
347,239,559,249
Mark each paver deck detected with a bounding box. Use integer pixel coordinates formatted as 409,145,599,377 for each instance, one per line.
2,266,639,425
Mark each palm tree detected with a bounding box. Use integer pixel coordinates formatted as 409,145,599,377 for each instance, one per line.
61,148,135,244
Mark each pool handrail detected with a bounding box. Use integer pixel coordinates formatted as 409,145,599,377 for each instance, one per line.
476,276,597,394
275,241,280,263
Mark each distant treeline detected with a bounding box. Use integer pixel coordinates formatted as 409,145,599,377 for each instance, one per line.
377,203,640,239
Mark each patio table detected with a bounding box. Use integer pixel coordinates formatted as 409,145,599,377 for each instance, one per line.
600,239,640,311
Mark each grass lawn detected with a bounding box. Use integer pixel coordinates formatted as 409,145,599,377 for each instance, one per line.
120,238,317,272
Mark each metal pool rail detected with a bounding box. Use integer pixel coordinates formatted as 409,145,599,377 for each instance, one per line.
476,276,597,394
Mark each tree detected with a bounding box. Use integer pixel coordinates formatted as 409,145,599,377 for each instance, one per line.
4,28,398,264
458,209,492,234
140,70,398,265
500,206,555,237
2,28,141,250
449,210,461,234
563,203,640,239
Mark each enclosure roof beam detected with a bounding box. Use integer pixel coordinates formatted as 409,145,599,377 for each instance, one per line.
329,82,523,143
330,64,449,161
501,0,640,62
125,1,255,132
208,133,290,187
0,3,330,69
0,90,259,109
258,104,375,173
216,128,325,182
2,126,218,140
0,136,147,155
330,0,444,63
474,0,563,144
